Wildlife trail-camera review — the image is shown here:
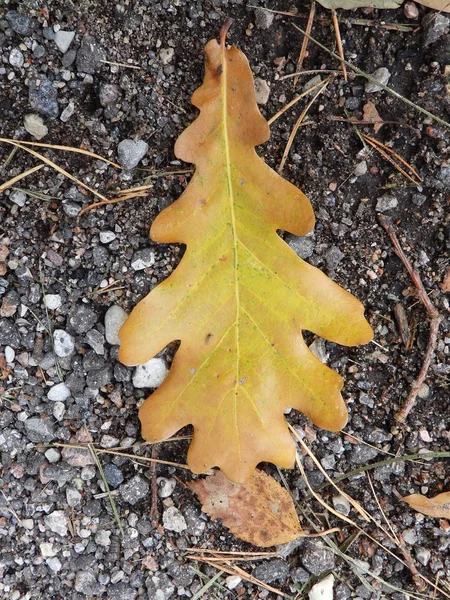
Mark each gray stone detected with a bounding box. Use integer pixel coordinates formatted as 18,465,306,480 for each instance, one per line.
86,366,112,388
286,234,314,259
412,193,426,207
100,231,116,244
86,329,105,355
62,48,77,68
403,528,418,545
44,510,69,536
376,195,398,212
24,418,56,442
291,566,310,583
133,358,168,388
252,559,289,583
99,84,121,107
44,448,61,463
24,112,47,141
118,139,149,169
350,444,379,465
69,304,97,333
109,583,138,600
423,13,450,46
159,47,174,65
95,530,111,547
9,48,24,68
60,101,75,123
46,557,62,572
75,570,99,595
29,78,59,119
131,248,155,271
255,7,274,29
254,78,270,105
157,477,176,498
47,382,71,402
66,487,82,507
103,463,124,488
163,506,187,533
325,245,344,271
54,30,75,53
416,547,431,566
105,305,128,345
120,475,150,505
53,329,75,357
6,11,33,36
301,541,335,575
76,34,106,74
365,67,391,93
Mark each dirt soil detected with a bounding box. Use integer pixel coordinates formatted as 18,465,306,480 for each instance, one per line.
1,1,450,599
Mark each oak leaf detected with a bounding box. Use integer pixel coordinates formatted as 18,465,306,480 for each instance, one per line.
119,27,373,483
188,469,303,547
403,491,450,518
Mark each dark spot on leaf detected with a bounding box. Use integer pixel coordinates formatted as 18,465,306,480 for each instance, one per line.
216,64,223,76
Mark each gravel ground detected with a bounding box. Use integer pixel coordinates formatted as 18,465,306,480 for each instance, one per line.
1,1,450,599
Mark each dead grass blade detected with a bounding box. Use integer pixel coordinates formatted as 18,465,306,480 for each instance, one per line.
292,23,450,130
331,8,347,82
362,133,422,186
278,78,330,173
293,0,316,88
268,77,328,126
78,189,149,216
0,137,121,169
0,140,109,202
0,163,44,193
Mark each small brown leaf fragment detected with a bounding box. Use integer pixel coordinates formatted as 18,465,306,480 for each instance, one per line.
394,303,411,347
403,491,450,519
363,101,383,134
188,469,303,547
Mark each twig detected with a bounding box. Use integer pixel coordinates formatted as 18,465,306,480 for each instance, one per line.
268,77,327,126
330,8,347,82
398,533,427,593
293,0,315,88
378,215,442,422
149,445,159,521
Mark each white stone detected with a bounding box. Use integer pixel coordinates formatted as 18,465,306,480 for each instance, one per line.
226,576,242,590
22,519,34,530
66,487,82,507
44,510,69,536
157,477,176,498
10,190,26,207
60,101,75,122
4,346,15,363
24,113,48,140
45,448,61,463
416,547,431,566
40,542,57,557
100,231,116,244
95,530,111,547
104,305,128,345
9,48,24,68
254,78,270,105
117,139,149,169
309,338,328,363
133,358,168,389
44,294,62,310
53,401,66,421
159,47,174,64
55,31,75,53
46,557,62,572
403,528,418,545
47,382,71,402
332,494,351,516
308,574,334,600
163,506,187,533
53,329,75,357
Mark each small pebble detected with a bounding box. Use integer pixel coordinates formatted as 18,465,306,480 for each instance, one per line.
53,329,75,357
66,487,82,507
44,294,62,310
54,30,75,53
308,574,334,600
159,47,174,65
118,139,149,169
120,475,150,505
133,358,169,389
131,249,155,271
104,305,128,345
10,190,26,207
255,7,274,30
403,1,419,19
44,448,61,463
157,477,177,498
254,78,270,105
365,67,391,93
47,382,71,402
226,576,242,590
163,506,187,533
376,195,398,212
5,346,15,363
332,495,351,516
60,101,75,122
9,48,24,68
100,231,116,244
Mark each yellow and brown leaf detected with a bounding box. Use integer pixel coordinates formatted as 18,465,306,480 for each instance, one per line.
119,27,373,483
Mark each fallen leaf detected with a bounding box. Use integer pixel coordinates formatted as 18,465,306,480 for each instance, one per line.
119,26,373,483
188,469,303,547
363,101,384,134
414,0,450,12
316,0,402,8
403,491,450,518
